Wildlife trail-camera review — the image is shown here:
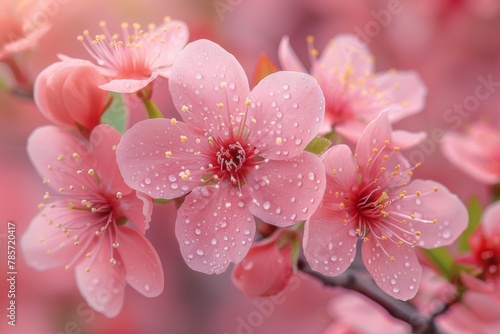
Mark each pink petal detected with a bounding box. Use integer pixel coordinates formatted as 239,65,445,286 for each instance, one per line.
27,126,93,192
374,71,427,123
277,35,307,73
175,185,255,274
89,125,130,195
460,271,495,294
98,73,158,93
391,130,427,149
118,191,153,234
362,237,422,300
303,207,358,276
243,152,326,226
355,111,393,168
442,131,500,184
334,120,367,144
313,34,374,80
321,144,357,193
149,20,190,72
116,118,211,199
481,201,500,234
117,226,164,297
168,39,250,136
21,204,85,270
394,179,468,248
246,71,325,160
75,249,126,318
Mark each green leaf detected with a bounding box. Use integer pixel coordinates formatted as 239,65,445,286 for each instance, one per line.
305,137,332,156
458,196,482,252
100,92,129,133
421,247,455,280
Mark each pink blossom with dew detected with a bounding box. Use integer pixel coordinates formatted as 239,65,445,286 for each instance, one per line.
442,121,500,184
303,111,468,300
34,59,110,135
116,39,326,274
460,201,500,305
231,229,299,297
278,34,427,148
21,124,163,318
71,17,188,93
0,0,51,60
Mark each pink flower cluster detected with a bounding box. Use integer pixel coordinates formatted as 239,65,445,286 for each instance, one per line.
21,13,473,323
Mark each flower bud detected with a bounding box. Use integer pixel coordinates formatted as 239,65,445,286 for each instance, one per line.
231,229,300,297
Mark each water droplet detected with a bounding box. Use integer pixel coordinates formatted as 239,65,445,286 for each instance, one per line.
232,95,239,102
282,84,289,90
144,284,151,292
195,228,201,235
442,230,451,239
391,279,397,285
295,138,302,145
196,249,204,256
211,238,217,245
331,255,337,261
283,93,290,99
171,183,179,189
291,102,298,109
243,229,250,235
195,72,203,80
308,172,315,181
263,202,271,210
168,175,177,182
144,177,151,185
392,287,400,294
238,201,245,208
243,261,253,270
228,82,236,90
271,101,277,108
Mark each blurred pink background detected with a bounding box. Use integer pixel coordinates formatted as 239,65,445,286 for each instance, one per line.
1,0,500,333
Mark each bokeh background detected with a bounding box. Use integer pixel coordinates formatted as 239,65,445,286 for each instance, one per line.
1,0,500,333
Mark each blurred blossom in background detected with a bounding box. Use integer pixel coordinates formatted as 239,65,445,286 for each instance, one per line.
1,0,500,333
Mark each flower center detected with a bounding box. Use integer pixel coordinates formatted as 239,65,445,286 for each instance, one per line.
217,141,246,173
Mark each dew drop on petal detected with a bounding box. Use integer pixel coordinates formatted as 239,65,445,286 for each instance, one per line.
196,249,204,256
442,230,451,239
195,72,203,80
144,284,151,292
144,177,151,185
263,202,271,210
195,228,201,235
211,238,217,245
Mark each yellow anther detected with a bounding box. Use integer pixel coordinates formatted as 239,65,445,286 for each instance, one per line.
165,151,172,158
180,135,188,142
181,105,189,112
171,118,177,125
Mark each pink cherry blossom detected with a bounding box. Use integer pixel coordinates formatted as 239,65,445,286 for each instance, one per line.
460,200,500,304
116,39,326,274
34,59,110,135
73,17,188,93
21,124,163,318
303,111,468,300
0,0,51,60
278,34,427,148
232,229,299,297
442,121,500,184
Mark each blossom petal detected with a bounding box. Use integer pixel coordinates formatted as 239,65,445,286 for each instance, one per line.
481,201,500,234
441,131,500,184
89,124,130,195
75,248,126,318
27,125,92,192
321,144,357,194
148,20,190,73
244,152,326,226
117,226,164,297
355,111,393,168
21,204,85,270
246,71,325,160
98,73,158,93
391,130,427,150
394,180,468,248
119,191,153,234
175,185,255,274
116,118,211,199
313,34,374,79
362,237,422,300
168,39,250,136
278,35,307,73
303,207,358,276
374,71,427,123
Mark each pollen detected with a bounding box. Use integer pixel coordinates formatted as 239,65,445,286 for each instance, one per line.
390,256,395,262
181,105,189,112
116,192,123,199
110,258,117,265
245,99,252,106
220,81,227,88
180,135,188,142
414,231,422,236
276,137,283,145
165,151,172,158
217,103,224,109
171,118,177,125
88,169,95,176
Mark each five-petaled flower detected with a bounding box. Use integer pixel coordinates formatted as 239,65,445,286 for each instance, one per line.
21,124,163,317
71,17,189,93
116,39,327,274
278,34,427,148
303,111,468,300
